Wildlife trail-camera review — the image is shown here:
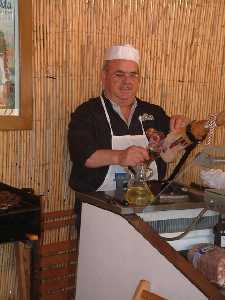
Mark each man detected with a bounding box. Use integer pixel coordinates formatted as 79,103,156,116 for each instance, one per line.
68,44,187,192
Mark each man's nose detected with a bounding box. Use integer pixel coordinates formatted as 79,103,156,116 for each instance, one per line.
121,74,133,83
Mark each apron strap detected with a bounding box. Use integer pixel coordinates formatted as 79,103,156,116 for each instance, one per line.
100,96,113,136
139,115,147,136
101,96,146,138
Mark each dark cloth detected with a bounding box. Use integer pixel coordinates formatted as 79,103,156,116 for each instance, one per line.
68,95,170,192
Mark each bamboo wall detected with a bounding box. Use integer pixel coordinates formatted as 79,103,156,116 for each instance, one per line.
1,0,225,299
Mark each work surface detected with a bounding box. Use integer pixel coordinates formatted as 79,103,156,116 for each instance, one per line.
75,183,206,215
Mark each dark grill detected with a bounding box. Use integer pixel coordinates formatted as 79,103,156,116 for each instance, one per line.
0,181,41,243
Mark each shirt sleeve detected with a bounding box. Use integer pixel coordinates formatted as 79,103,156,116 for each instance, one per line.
68,103,100,167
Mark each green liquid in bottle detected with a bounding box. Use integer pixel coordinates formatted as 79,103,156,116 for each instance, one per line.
125,185,155,206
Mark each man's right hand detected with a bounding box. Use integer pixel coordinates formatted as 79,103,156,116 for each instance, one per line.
117,146,149,167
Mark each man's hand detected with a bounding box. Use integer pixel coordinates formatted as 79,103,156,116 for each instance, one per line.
170,114,190,132
117,146,149,167
85,146,149,168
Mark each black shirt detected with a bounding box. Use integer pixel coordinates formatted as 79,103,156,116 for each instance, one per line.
68,95,170,192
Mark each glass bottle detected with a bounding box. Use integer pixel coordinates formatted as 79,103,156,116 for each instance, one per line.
125,163,155,206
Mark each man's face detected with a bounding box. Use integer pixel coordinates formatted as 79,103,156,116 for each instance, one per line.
101,59,140,107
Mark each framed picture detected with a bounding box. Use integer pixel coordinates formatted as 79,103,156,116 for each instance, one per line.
0,0,32,130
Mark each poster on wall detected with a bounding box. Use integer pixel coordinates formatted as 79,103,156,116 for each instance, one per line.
0,0,19,116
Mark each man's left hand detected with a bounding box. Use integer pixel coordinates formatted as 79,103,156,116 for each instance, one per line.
170,115,190,132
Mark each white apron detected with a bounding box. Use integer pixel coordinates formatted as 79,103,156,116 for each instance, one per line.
97,97,158,191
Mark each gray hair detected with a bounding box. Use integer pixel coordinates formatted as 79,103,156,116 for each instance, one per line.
102,60,111,71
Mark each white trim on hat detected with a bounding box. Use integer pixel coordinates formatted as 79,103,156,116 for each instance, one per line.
104,44,140,64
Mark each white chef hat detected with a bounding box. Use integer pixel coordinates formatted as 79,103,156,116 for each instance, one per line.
104,44,140,64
